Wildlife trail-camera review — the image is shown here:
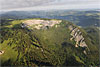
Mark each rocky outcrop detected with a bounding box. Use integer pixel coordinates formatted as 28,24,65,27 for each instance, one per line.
21,19,62,29
69,25,87,48
0,50,4,55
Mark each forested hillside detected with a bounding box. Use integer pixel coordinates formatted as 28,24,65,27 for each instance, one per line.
0,18,99,66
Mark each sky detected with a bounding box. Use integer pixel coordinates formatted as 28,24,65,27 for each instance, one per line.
0,0,100,11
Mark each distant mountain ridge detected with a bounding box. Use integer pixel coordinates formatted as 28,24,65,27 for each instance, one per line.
0,10,100,27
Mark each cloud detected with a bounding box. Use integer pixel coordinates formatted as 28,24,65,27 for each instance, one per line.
45,0,100,5
0,0,99,11
0,0,54,9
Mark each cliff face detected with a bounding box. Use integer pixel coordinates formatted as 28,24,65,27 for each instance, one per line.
68,25,87,48
68,25,89,55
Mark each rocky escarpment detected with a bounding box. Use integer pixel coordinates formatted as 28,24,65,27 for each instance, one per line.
68,25,87,48
21,19,62,30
